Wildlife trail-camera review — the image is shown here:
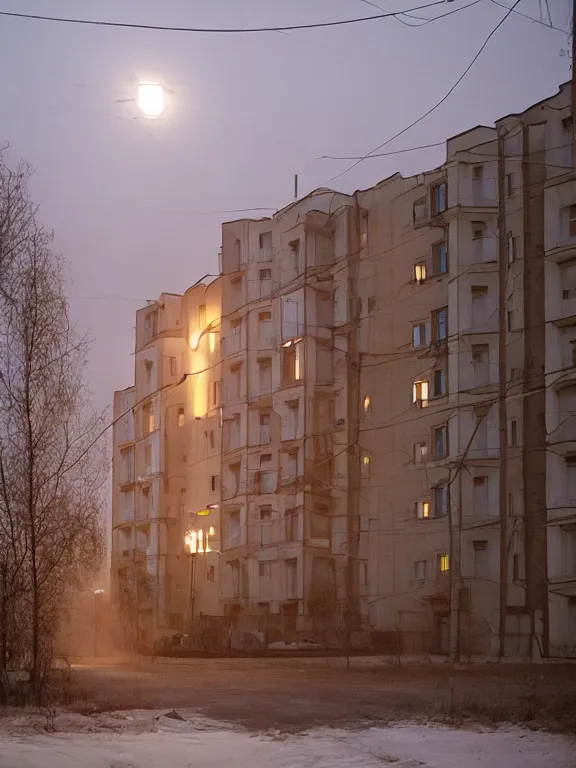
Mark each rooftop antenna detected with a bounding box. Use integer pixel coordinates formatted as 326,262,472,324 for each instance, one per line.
294,174,298,201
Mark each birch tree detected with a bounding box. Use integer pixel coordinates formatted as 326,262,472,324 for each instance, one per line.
0,150,106,703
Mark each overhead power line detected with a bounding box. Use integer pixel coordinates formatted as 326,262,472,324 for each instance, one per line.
0,2,450,34
321,0,523,185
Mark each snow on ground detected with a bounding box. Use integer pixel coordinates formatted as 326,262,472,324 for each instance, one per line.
0,710,572,768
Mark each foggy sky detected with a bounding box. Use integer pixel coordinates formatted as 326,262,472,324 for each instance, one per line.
0,0,570,417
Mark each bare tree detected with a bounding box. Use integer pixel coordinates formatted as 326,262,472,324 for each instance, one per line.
0,151,106,703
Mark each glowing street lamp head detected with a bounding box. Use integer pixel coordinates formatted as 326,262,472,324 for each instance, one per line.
137,82,165,118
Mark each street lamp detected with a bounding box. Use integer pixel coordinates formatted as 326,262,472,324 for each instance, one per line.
93,589,105,658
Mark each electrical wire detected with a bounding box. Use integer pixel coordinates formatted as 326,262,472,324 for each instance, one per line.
0,3,449,34
321,0,523,185
489,0,567,32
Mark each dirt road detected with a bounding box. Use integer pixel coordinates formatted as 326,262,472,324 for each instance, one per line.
71,657,576,732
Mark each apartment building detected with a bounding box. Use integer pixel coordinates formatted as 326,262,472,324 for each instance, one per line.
505,82,576,658
111,82,575,657
217,190,374,639
111,281,222,645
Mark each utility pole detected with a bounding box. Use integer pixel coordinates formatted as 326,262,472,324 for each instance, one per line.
345,195,362,629
497,129,508,659
572,0,576,168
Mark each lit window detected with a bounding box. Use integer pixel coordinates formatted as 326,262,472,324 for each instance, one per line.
363,395,371,414
294,341,302,380
413,380,429,406
438,553,450,572
209,332,217,353
361,454,371,478
414,263,427,284
416,500,430,519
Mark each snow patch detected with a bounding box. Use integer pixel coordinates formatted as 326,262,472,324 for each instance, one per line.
0,713,572,768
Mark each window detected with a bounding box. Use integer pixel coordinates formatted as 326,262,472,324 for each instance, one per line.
414,442,427,464
432,307,447,342
223,509,241,549
506,173,514,198
282,340,303,384
289,238,300,272
207,565,215,583
209,430,215,450
210,474,220,492
433,426,447,458
412,322,427,348
286,510,299,542
227,363,241,400
283,450,298,483
260,504,272,521
433,368,447,397
260,453,272,468
170,357,177,376
259,268,272,297
143,402,155,435
413,380,429,406
212,380,221,406
361,454,371,478
259,311,272,345
569,205,576,238
286,558,298,597
472,165,483,181
471,286,488,326
413,197,428,226
415,500,431,519
473,540,488,579
431,181,447,216
363,395,371,414
285,399,300,440
434,485,448,517
566,456,576,500
438,553,450,573
260,412,271,444
310,504,330,539
507,232,517,263
258,358,272,394
414,560,428,581
562,115,574,132
507,309,515,332
432,241,447,274
259,562,272,579
472,344,490,387
473,476,488,516
259,231,272,261
512,553,521,582
198,304,207,329
177,407,185,427
414,262,427,283
510,419,518,447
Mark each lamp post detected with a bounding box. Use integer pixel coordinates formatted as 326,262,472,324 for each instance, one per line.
184,506,219,624
93,589,105,657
